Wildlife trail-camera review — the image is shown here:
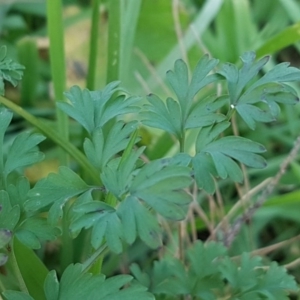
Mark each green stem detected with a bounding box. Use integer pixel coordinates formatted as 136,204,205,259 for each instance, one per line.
106,0,121,83
60,203,73,272
179,132,185,153
119,0,142,84
47,0,69,166
86,0,101,90
226,105,236,121
178,131,185,261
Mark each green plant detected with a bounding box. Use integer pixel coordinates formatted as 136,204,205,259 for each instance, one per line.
0,43,300,299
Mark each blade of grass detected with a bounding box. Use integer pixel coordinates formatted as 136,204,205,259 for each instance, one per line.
47,0,69,165
120,0,142,86
106,0,121,83
17,38,39,107
145,0,223,90
278,0,300,23
86,0,101,90
47,1,72,271
13,237,48,300
256,22,300,58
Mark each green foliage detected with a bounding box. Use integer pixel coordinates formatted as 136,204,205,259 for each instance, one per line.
141,56,223,138
132,241,298,299
3,263,154,300
218,52,300,129
58,82,140,135
0,46,25,96
0,44,299,299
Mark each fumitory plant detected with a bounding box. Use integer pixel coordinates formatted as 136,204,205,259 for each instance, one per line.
0,46,299,299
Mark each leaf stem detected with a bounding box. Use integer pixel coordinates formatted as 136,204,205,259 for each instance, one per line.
178,131,186,261
60,203,74,272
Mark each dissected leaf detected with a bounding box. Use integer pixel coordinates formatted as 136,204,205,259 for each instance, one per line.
7,176,31,209
135,241,226,298
141,57,223,139
84,121,138,171
15,217,59,249
196,121,231,151
219,51,300,129
202,136,267,168
167,56,220,118
25,167,90,225
219,254,298,299
70,192,162,252
4,132,45,177
101,148,144,199
0,45,25,95
0,106,13,142
43,263,154,300
0,190,20,230
59,83,140,135
256,262,298,299
185,95,227,129
192,153,217,194
193,123,266,193
141,94,182,138
71,201,123,252
220,254,262,293
117,196,162,248
130,159,192,220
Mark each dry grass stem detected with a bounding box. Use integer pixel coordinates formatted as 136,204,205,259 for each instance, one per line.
224,135,300,247
134,48,171,94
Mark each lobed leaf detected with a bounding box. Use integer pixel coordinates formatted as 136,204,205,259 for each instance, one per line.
0,190,20,230
202,136,267,168
219,51,300,129
194,124,267,193
192,153,217,194
42,263,154,300
142,57,223,139
4,132,45,177
141,94,182,138
25,167,90,225
185,95,227,129
7,176,31,209
196,121,231,151
15,217,60,249
117,196,162,248
101,148,144,199
129,160,192,220
60,82,140,135
84,121,138,171
0,107,13,143
219,254,262,292
0,45,25,96
167,56,219,118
